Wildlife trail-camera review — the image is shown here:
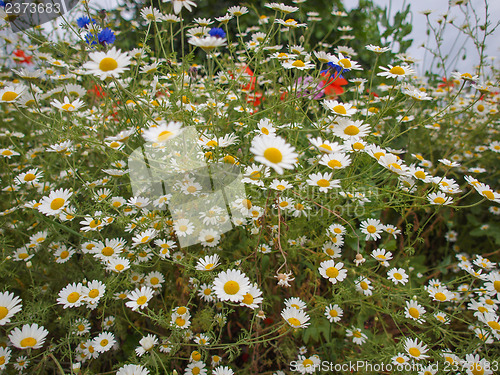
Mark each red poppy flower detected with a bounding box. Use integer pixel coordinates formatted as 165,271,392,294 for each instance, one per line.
320,71,347,97
13,50,32,64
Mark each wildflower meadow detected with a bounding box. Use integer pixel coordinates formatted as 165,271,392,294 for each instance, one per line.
0,0,499,374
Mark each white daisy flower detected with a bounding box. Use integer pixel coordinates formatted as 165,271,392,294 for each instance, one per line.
8,323,49,350
0,291,23,325
83,47,131,80
250,135,298,174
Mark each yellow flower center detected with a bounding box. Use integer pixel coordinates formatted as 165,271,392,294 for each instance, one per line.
329,309,338,317
409,347,421,357
470,364,484,375
62,103,75,111
99,57,118,72
67,292,80,303
394,273,403,280
77,324,85,331
303,358,314,367
242,293,254,305
24,173,36,181
136,296,148,305
157,130,173,142
328,159,342,169
366,225,377,233
333,105,347,114
100,339,108,347
115,264,125,271
288,317,301,327
59,250,69,259
494,280,500,293
0,306,8,320
1,91,18,101
477,104,485,112
175,317,186,326
360,281,368,290
488,321,500,331
50,198,65,210
414,171,426,179
223,281,240,295
325,266,339,278
89,219,102,228
292,60,305,68
204,263,214,270
2,150,13,156
101,247,114,256
319,144,332,152
263,147,283,163
88,289,99,298
344,125,359,135
482,190,494,200
317,179,330,188
408,307,420,319
434,292,447,301
389,66,405,75
434,197,445,204
338,58,351,68
20,337,37,348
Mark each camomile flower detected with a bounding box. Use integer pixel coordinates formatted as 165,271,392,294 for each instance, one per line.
213,269,251,302
256,118,276,136
387,268,409,285
145,272,165,289
365,44,391,53
83,47,131,80
38,188,73,216
0,85,25,103
355,276,373,296
198,229,221,247
171,312,192,329
239,283,263,309
325,304,343,322
0,148,20,158
360,218,384,241
331,118,371,139
213,366,234,375
428,191,453,205
83,280,106,308
93,332,115,353
378,154,408,175
126,286,154,311
135,334,158,356
141,6,164,22
275,18,307,28
51,96,85,112
346,326,368,345
106,257,131,273
378,64,415,79
329,53,362,71
57,282,85,309
250,135,298,174
116,364,150,375
323,242,342,258
404,338,429,360
196,254,220,271
405,300,426,323
270,179,293,191
318,260,347,284
173,218,195,237
8,323,49,350
427,286,453,302
15,168,43,185
284,297,307,310
309,137,343,154
54,246,75,263
479,312,500,334
0,291,23,325
306,172,340,192
142,121,183,144
281,59,315,70
391,353,409,366
319,152,351,170
463,354,493,375
281,306,310,328
188,36,227,52
132,229,157,247
371,248,393,263
73,318,91,336
322,100,356,117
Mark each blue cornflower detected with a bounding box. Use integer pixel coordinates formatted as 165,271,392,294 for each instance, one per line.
209,27,226,39
85,33,98,46
97,28,116,45
321,62,348,79
0,1,6,8
77,16,95,29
